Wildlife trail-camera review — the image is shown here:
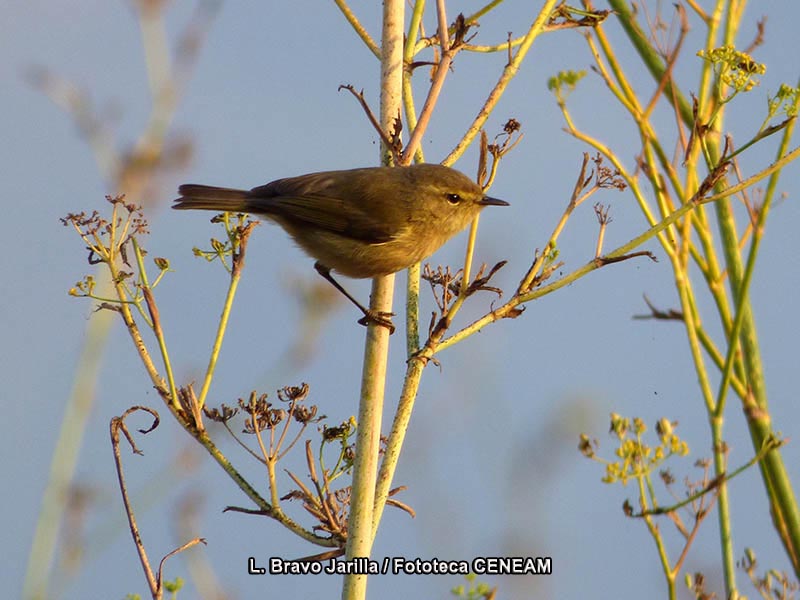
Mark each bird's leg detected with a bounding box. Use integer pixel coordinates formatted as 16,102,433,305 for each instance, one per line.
313,262,395,334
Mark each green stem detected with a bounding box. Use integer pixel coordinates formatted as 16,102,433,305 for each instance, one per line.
711,415,736,590
333,0,380,58
197,241,243,409
605,0,693,125
372,357,425,536
444,0,559,165
132,238,178,406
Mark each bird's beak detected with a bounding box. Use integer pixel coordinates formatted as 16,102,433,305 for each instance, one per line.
478,196,509,207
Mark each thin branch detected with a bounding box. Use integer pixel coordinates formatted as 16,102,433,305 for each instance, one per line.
110,406,161,598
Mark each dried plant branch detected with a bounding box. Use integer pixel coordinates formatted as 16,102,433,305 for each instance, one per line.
339,84,401,160
110,406,161,598
444,0,560,165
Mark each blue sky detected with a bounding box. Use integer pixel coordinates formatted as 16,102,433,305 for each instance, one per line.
4,2,800,598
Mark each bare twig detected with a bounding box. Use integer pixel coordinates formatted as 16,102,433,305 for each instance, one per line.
110,406,161,598
594,250,658,266
338,84,400,159
633,295,684,321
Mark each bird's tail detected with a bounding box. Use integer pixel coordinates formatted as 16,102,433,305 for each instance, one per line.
173,184,253,212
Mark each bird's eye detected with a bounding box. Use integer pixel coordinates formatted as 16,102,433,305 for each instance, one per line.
446,193,462,204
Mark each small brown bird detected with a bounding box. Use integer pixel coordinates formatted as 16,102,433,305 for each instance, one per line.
174,163,508,331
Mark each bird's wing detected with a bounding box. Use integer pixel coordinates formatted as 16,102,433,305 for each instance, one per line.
249,193,396,244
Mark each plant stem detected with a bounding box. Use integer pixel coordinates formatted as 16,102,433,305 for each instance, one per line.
444,0,559,165
341,2,403,599
197,251,243,408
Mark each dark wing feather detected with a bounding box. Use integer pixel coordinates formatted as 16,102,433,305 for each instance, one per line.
248,171,396,243
264,195,393,243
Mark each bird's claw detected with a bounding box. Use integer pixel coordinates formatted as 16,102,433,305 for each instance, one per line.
358,310,396,334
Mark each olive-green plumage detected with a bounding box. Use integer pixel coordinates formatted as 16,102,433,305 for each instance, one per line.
173,163,508,278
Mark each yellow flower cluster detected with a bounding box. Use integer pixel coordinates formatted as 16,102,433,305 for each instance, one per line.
697,45,766,93
584,414,690,486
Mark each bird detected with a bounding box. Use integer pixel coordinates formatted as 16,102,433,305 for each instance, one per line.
174,163,508,331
